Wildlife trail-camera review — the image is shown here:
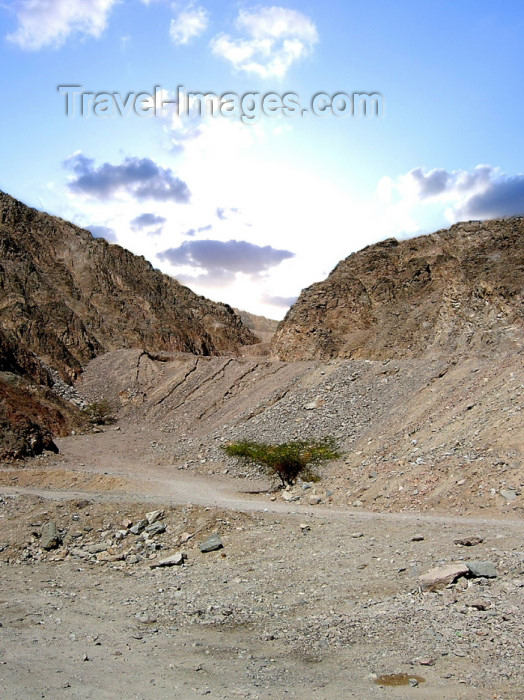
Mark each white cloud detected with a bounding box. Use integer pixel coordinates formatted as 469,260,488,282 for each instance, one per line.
376,164,524,237
170,4,209,45
7,0,118,50
210,6,318,78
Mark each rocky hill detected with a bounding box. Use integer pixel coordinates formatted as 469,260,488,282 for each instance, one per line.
0,191,256,457
271,218,524,360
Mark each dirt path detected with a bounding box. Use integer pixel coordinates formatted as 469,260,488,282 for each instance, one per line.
1,429,523,699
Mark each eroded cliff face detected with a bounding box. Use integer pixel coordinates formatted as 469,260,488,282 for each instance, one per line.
0,191,257,457
0,191,256,381
271,218,524,361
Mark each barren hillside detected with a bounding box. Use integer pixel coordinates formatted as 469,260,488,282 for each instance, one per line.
0,191,256,457
271,218,524,361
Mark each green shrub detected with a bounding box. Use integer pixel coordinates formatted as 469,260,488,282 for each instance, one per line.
222,437,341,488
82,400,114,425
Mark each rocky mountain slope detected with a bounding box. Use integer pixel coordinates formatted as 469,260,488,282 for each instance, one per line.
271,218,524,360
234,308,279,355
0,191,256,457
74,347,523,517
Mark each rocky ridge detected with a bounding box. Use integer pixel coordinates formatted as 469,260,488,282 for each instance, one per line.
271,218,524,361
0,191,256,457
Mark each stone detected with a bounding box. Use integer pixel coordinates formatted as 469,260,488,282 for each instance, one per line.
97,551,124,562
86,542,108,554
199,534,223,553
500,489,518,502
130,519,147,535
418,657,435,666
70,548,88,559
466,598,491,610
419,563,469,591
41,521,61,550
454,536,483,547
308,495,322,505
304,397,324,410
145,510,164,525
350,532,364,538
150,552,186,568
145,521,166,536
411,534,425,542
281,491,300,502
179,532,193,544
465,561,497,579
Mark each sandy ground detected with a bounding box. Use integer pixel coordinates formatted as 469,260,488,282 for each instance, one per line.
1,435,523,700
1,349,523,699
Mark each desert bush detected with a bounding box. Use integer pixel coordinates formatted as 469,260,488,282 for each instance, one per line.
82,400,115,425
222,437,341,488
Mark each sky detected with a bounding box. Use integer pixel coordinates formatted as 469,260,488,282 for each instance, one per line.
1,1,524,319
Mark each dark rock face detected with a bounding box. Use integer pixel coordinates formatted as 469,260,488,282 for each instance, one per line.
0,191,256,380
0,190,257,458
271,219,524,361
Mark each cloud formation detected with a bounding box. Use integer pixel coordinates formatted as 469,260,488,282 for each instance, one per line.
65,153,191,203
262,293,298,308
380,165,524,223
170,4,209,45
210,6,318,78
130,213,166,235
7,0,118,50
216,206,239,220
158,238,294,285
458,174,524,219
87,225,118,243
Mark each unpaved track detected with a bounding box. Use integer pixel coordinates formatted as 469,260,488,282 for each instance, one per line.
5,427,524,528
1,417,523,699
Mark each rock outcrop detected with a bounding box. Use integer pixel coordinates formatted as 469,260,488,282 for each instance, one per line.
0,191,257,457
271,218,524,361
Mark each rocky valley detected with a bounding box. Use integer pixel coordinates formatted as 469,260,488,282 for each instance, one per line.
0,194,523,699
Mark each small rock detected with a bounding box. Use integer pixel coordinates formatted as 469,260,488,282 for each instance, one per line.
130,520,147,535
464,561,497,579
150,552,186,568
97,551,124,562
418,657,435,666
419,563,469,591
350,532,364,538
145,510,164,525
179,532,193,544
308,495,322,505
304,397,323,410
411,534,425,542
466,598,491,610
299,523,310,532
500,489,518,502
199,534,223,553
86,543,108,554
41,521,61,550
145,521,166,536
122,519,133,529
281,491,300,502
454,536,483,547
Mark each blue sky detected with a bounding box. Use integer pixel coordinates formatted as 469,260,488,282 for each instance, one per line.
1,1,524,318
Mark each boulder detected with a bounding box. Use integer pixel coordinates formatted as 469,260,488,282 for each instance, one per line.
199,534,223,553
419,563,469,591
41,522,61,550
